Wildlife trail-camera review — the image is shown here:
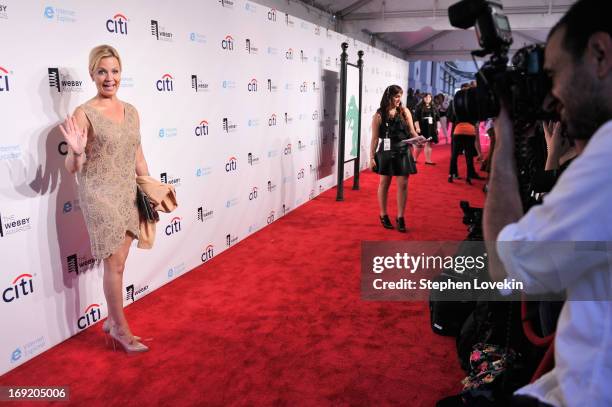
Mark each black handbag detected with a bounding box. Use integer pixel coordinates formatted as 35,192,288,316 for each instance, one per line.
136,186,159,222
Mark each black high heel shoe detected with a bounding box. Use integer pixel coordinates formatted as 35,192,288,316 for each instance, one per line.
396,217,407,233
380,215,393,229
466,177,472,185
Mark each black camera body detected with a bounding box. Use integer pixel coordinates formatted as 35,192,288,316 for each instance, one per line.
449,0,553,123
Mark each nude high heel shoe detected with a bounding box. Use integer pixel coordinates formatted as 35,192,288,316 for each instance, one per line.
109,327,149,354
102,319,141,341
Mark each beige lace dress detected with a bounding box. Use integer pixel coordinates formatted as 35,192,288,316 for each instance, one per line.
77,101,140,259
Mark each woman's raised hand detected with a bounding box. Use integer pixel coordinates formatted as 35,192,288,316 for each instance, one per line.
59,115,87,155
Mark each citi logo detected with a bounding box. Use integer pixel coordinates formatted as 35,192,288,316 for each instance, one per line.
249,187,258,201
0,66,10,92
284,144,292,155
156,73,174,91
191,74,210,92
247,78,258,92
106,13,128,34
221,35,234,50
3,274,34,303
66,253,95,274
267,8,276,21
77,304,101,330
165,216,182,236
312,110,320,120
267,211,275,224
48,68,82,93
297,169,305,179
226,234,238,247
299,81,308,92
195,120,209,136
268,114,277,126
201,244,214,263
267,79,277,92
285,48,293,60
225,157,237,172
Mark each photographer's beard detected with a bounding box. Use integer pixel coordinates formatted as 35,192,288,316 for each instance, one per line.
561,63,609,141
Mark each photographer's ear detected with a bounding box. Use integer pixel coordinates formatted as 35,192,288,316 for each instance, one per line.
587,32,612,78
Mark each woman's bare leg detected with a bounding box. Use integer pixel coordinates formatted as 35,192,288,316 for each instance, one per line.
378,175,392,216
103,233,134,337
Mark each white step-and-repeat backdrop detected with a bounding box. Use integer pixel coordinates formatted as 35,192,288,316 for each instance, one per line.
0,0,408,375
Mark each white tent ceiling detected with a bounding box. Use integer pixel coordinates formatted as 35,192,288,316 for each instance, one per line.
298,0,575,60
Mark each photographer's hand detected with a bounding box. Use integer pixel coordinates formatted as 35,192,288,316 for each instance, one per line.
483,105,523,282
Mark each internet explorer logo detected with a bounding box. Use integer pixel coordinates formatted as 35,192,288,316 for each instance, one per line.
10,348,22,362
44,6,54,19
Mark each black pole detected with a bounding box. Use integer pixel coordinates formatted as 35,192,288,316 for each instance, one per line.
336,42,348,201
353,50,364,190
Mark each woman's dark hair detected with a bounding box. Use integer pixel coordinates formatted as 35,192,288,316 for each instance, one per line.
378,85,406,123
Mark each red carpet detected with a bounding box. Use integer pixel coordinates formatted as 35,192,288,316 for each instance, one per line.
0,143,486,406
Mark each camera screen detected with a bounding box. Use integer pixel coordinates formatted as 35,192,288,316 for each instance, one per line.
495,14,510,31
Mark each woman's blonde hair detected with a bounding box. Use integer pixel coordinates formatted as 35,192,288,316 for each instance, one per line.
88,45,122,75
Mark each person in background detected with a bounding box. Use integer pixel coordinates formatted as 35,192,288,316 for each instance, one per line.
413,93,440,165
435,93,450,144
448,84,486,184
406,87,419,115
370,85,426,232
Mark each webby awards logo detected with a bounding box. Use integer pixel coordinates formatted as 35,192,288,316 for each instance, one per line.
151,20,173,41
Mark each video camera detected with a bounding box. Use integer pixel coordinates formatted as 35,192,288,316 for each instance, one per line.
448,0,555,123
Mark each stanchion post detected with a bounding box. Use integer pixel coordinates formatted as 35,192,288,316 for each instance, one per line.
336,42,348,201
353,50,364,190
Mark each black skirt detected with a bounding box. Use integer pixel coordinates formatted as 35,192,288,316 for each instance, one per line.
374,146,417,176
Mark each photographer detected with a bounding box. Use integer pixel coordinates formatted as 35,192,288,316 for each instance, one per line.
484,0,612,406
